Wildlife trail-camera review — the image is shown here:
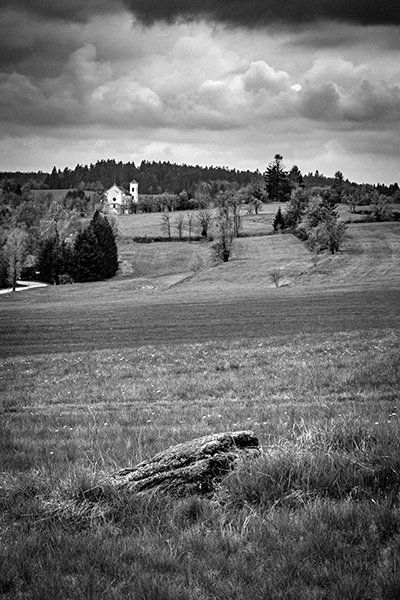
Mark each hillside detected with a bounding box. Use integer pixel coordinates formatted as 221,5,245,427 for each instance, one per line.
116,206,400,297
1,210,400,357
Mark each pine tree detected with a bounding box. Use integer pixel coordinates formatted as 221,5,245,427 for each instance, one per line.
47,167,60,189
272,207,285,231
91,210,119,278
37,235,61,284
71,211,118,282
72,227,103,282
289,165,304,188
332,171,345,203
264,154,291,202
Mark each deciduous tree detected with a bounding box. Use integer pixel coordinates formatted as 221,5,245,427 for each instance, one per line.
3,228,29,290
160,212,172,240
174,213,185,241
197,209,213,239
212,205,235,263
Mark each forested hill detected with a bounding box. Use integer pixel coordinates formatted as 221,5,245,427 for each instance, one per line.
2,160,399,197
0,160,257,195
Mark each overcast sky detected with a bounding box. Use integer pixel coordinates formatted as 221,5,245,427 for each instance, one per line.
0,0,399,183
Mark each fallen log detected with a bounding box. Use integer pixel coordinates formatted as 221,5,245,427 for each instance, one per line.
111,430,260,497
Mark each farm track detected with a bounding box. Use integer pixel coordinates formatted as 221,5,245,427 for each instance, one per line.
1,286,399,358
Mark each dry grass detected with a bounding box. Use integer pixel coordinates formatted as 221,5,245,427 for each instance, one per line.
1,206,400,598
1,330,400,598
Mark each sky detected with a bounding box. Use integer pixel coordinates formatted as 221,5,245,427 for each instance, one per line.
0,0,399,184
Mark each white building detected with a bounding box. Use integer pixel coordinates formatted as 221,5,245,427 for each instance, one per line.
105,180,139,214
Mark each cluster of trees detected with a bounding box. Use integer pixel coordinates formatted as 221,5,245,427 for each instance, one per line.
272,184,347,254
37,211,118,284
0,187,118,288
264,154,400,211
136,179,265,215
158,190,244,263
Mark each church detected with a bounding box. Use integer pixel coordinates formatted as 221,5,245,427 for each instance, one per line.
105,180,139,214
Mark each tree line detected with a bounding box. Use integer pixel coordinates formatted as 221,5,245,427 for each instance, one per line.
0,160,256,196
2,158,399,200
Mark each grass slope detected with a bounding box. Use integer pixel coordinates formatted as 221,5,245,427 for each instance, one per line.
1,209,400,598
1,331,400,598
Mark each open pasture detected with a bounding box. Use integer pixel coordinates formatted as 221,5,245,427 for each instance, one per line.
1,219,400,358
1,214,400,598
1,328,400,598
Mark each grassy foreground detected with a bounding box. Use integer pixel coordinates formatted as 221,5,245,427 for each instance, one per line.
1,328,400,599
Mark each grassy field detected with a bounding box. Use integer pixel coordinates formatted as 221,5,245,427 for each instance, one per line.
1,206,400,598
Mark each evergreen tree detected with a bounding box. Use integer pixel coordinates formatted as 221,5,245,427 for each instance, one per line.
37,235,61,284
46,167,60,189
264,154,291,202
71,211,118,282
289,165,304,188
272,207,285,231
332,171,345,203
91,210,119,278
72,227,103,282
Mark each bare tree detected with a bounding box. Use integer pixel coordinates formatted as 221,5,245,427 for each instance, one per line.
212,206,235,263
174,213,185,241
186,212,194,241
214,190,243,237
197,209,213,239
160,212,172,240
3,228,29,291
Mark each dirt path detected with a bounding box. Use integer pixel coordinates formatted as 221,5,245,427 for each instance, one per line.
0,281,47,295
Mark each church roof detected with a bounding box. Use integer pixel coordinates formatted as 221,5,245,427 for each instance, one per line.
107,184,129,194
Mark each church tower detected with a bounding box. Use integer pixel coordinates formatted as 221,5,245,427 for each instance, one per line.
129,180,139,203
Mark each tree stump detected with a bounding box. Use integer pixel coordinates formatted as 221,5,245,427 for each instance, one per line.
111,430,260,497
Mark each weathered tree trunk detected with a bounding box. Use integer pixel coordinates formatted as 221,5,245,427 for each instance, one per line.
111,430,260,497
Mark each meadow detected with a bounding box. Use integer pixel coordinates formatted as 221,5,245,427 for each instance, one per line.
1,204,400,598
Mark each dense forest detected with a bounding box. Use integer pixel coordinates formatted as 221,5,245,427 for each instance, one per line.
1,159,399,198
0,161,256,195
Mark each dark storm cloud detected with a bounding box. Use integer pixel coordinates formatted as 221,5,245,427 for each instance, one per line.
1,0,398,27
0,0,122,22
121,0,400,27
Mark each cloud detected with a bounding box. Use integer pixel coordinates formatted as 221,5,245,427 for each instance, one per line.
296,56,400,126
0,0,123,23
120,0,400,27
298,82,341,121
1,37,399,138
242,61,290,94
0,4,399,184
2,0,399,28
0,44,165,128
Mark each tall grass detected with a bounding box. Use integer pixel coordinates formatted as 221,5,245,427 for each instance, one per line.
1,329,400,598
